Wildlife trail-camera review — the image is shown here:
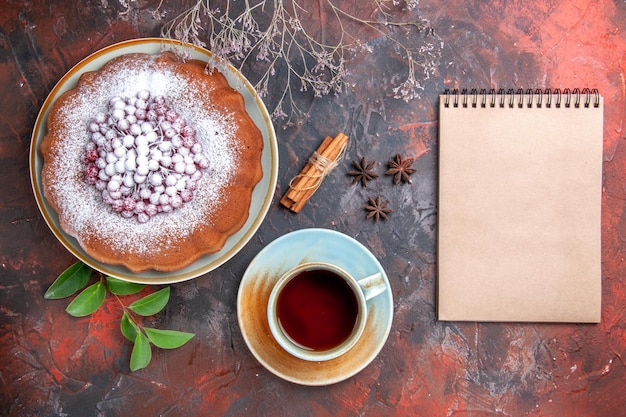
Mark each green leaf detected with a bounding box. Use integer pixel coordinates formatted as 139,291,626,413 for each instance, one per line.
105,276,145,295
128,287,170,316
144,328,195,349
130,332,152,371
44,261,92,299
120,311,139,341
65,281,106,317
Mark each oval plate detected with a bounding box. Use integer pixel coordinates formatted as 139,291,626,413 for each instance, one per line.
29,38,279,284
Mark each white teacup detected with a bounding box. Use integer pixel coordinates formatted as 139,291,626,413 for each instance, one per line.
267,262,386,361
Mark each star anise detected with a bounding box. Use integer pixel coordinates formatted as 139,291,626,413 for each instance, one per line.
385,153,416,184
365,195,393,222
347,157,378,187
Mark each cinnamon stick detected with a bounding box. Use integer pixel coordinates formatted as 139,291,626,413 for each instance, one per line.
280,132,349,213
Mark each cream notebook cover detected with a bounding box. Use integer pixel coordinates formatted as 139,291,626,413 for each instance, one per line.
437,89,603,322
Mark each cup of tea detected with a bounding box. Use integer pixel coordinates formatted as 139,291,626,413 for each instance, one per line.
267,262,387,361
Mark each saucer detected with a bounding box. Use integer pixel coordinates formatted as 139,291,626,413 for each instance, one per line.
237,228,393,386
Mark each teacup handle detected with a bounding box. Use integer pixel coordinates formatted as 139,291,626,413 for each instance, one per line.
357,272,386,301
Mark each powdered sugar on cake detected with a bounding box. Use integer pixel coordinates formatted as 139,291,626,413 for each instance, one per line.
45,55,239,256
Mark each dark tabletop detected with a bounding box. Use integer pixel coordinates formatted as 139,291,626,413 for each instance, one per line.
2,1,626,416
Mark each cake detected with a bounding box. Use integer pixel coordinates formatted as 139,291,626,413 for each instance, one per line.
40,51,264,273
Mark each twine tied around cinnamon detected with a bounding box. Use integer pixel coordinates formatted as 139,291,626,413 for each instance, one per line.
289,147,347,190
280,132,349,213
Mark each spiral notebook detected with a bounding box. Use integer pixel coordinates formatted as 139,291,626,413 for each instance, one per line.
437,89,603,322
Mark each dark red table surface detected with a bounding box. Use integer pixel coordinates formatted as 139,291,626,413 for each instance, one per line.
2,1,626,416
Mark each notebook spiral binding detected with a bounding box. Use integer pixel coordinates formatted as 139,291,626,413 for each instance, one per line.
443,88,601,109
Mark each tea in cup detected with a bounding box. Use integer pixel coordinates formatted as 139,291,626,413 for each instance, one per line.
267,262,386,361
